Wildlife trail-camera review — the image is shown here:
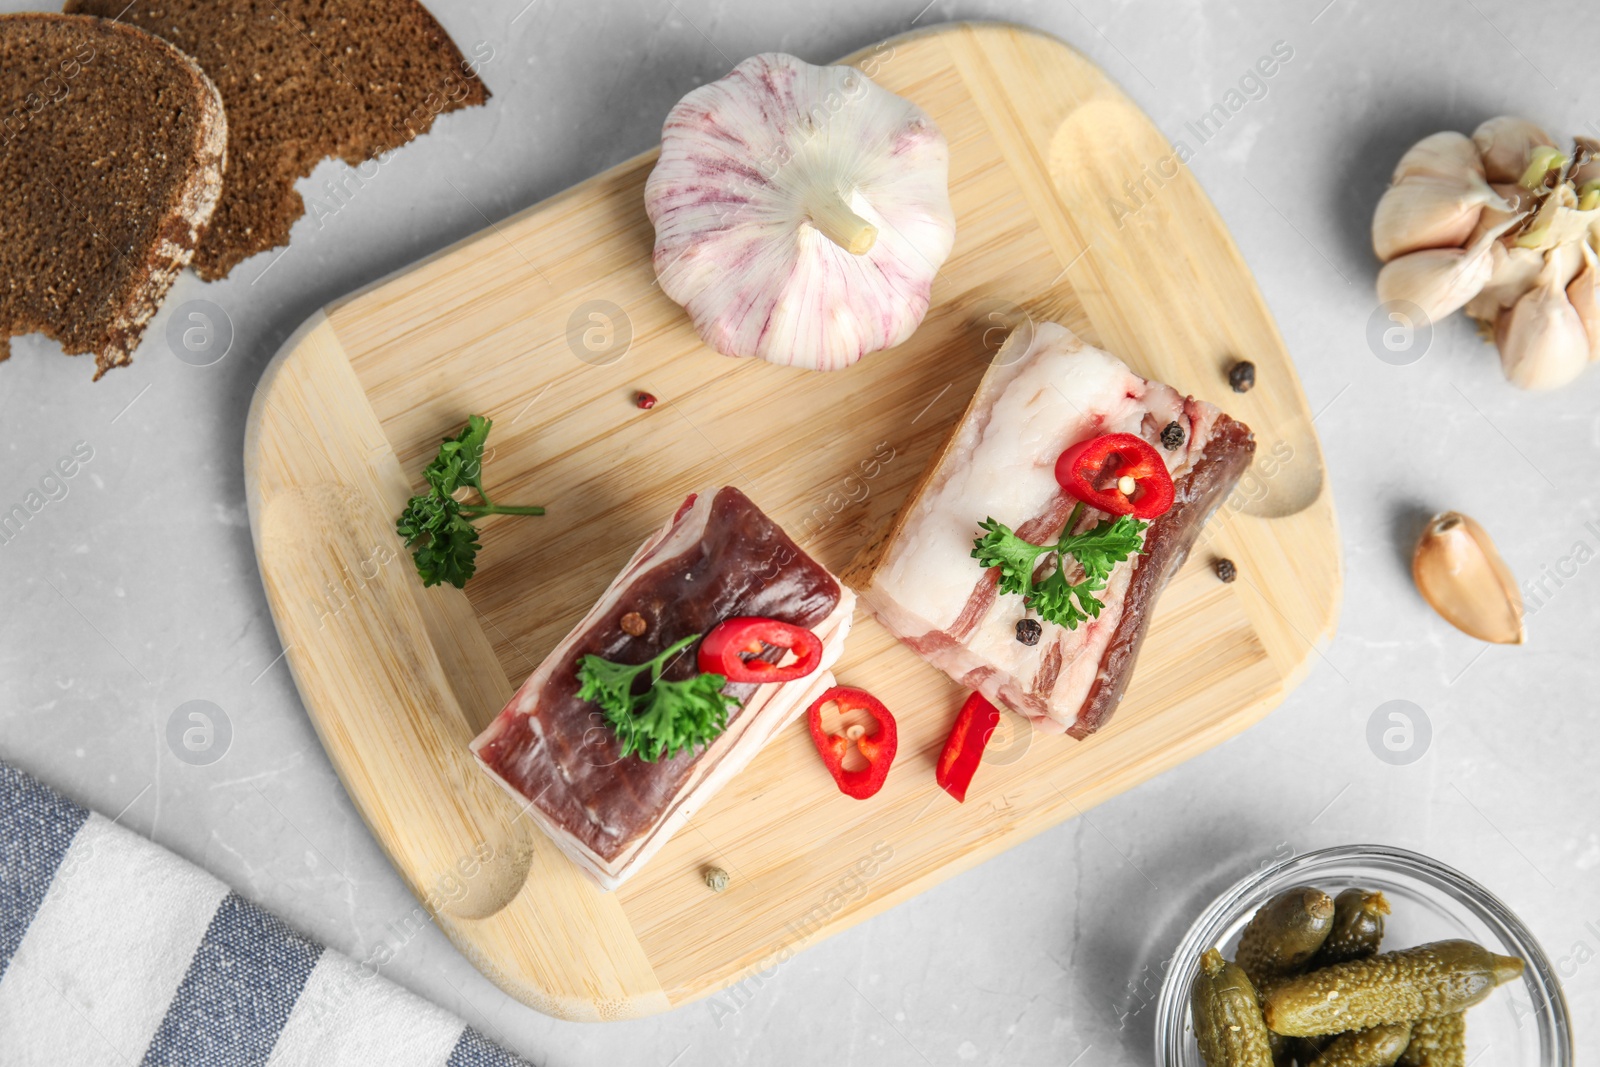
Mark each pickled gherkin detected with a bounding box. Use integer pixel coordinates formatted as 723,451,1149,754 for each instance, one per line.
1192,948,1275,1067
1306,1023,1412,1066
1262,940,1524,1036
1311,889,1389,968
1396,1013,1466,1067
1236,886,1337,988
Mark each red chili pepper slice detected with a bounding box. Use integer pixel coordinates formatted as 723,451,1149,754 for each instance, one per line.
1054,432,1175,519
697,617,824,684
806,686,898,800
935,692,1001,803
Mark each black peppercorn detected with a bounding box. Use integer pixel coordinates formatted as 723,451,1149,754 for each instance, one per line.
1228,361,1256,393
1160,420,1184,450
1214,558,1237,583
1015,618,1042,645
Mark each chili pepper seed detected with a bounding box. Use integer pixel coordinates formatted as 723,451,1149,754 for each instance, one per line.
704,866,730,892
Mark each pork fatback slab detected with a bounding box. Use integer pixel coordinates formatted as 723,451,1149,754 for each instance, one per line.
471,486,855,890
847,322,1254,738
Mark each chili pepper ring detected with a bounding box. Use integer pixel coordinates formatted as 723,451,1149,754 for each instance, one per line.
806,686,898,800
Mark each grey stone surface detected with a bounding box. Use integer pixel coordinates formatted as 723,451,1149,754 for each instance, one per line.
2,1,1597,1063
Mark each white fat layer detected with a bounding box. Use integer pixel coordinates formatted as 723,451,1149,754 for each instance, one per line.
867,323,1209,730
882,324,1163,628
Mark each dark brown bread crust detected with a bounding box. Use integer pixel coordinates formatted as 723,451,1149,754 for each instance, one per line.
1071,414,1256,739
66,0,490,280
1,13,225,377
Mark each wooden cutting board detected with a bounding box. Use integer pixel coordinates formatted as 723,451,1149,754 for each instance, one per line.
245,21,1340,1021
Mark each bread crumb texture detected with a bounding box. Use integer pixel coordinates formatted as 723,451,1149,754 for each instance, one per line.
1,13,225,377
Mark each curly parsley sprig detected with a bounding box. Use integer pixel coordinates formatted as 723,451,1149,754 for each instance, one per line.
577,635,739,762
396,415,545,588
972,502,1148,630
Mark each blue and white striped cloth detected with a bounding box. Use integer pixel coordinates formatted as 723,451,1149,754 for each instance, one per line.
0,761,531,1067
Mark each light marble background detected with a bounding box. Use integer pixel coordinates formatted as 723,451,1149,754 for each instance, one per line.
2,1,1597,1063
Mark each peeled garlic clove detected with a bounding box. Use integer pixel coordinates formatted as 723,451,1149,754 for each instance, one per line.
1372,174,1506,262
644,53,956,371
1566,250,1600,359
1375,219,1511,323
1472,116,1557,184
1494,255,1590,389
1465,242,1544,321
1391,130,1485,182
1413,511,1524,645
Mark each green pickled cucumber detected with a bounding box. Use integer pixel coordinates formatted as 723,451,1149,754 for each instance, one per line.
1262,940,1523,1036
1193,947,1275,1067
1307,1023,1412,1066
1311,890,1390,968
1236,886,1337,988
1396,1013,1466,1067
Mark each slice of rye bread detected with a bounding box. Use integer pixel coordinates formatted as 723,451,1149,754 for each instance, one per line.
1,14,226,379
65,0,490,281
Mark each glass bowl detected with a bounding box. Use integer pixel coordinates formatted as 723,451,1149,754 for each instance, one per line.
1153,844,1572,1066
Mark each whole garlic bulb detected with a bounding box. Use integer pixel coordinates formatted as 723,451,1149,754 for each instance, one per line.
644,53,956,371
1373,118,1600,389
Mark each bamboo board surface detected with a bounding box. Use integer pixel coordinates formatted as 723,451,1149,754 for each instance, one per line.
244,22,1340,1021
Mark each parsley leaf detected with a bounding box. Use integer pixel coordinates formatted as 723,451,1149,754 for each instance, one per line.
971,503,1149,630
395,415,544,588
973,517,1054,597
1029,565,1109,631
1058,512,1148,583
576,635,740,762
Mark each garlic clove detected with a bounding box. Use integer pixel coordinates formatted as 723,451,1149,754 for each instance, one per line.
1543,237,1587,288
644,53,956,371
1413,511,1525,645
1565,248,1600,359
1375,218,1512,324
1391,130,1485,183
1465,241,1543,321
1494,253,1590,389
1472,116,1557,184
1371,173,1505,262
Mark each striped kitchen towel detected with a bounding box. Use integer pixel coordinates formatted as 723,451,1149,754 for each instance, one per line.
0,761,531,1067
